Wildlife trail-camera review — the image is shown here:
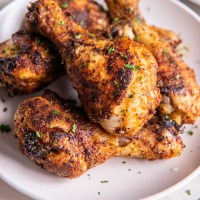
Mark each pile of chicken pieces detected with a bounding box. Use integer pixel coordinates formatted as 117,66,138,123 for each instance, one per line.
1,0,200,178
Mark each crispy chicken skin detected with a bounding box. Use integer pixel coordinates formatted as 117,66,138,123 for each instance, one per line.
0,0,110,96
0,30,64,96
14,90,184,178
25,0,161,137
55,0,110,38
105,0,181,49
106,0,200,124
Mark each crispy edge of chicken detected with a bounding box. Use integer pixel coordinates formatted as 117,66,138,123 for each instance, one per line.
105,0,182,49
14,90,184,178
0,30,65,96
105,0,200,125
25,0,161,137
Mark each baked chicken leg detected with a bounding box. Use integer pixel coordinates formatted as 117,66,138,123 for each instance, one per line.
14,90,184,178
25,0,161,137
0,0,110,95
106,0,200,124
106,0,181,49
0,30,64,96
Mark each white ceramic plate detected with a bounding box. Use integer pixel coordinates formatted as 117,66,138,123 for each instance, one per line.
1,0,200,199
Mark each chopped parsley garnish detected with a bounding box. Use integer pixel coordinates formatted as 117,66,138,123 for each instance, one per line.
185,189,191,196
122,161,126,164
125,64,139,71
139,77,143,81
187,130,193,136
113,17,120,23
98,192,101,195
114,80,120,88
81,63,87,68
108,46,115,54
53,110,59,115
194,125,198,128
121,110,125,113
53,141,57,146
0,124,11,134
35,131,41,138
120,52,128,59
88,33,95,38
50,125,54,129
76,34,82,40
163,49,169,54
3,107,7,112
101,180,109,183
134,34,140,41
61,2,68,9
58,20,65,25
128,94,134,98
72,123,77,133
133,18,141,22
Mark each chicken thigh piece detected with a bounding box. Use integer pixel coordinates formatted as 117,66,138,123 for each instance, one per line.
106,0,200,124
0,30,64,96
14,90,184,178
25,0,161,137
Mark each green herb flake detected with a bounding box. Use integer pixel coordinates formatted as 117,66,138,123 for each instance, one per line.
194,125,198,128
114,80,120,88
101,180,109,183
0,124,11,134
72,123,77,133
139,77,143,81
121,110,125,113
35,131,41,138
128,94,134,98
3,107,7,112
53,110,60,115
125,64,139,71
88,33,95,38
53,141,57,146
133,18,141,22
58,20,65,25
113,17,120,23
187,130,194,136
134,34,140,41
61,2,68,9
81,63,87,68
35,39,41,45
120,52,128,59
75,34,82,40
98,192,101,195
185,189,191,196
50,125,54,129
108,46,115,54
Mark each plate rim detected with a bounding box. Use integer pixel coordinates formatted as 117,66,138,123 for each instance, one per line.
0,0,200,200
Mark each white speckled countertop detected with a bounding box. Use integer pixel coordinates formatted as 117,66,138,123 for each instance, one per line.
0,0,200,199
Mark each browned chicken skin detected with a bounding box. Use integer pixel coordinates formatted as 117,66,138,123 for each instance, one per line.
106,0,181,49
106,0,200,125
14,90,184,178
25,0,161,137
0,30,64,96
0,0,109,95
